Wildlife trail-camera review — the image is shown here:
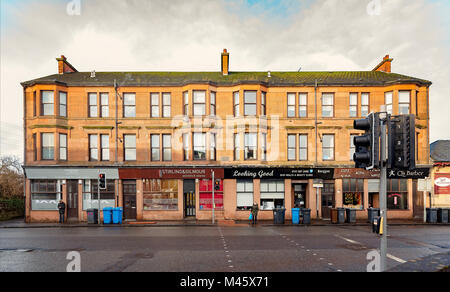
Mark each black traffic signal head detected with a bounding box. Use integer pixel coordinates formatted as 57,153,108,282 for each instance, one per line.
388,115,416,169
353,113,380,170
99,173,106,190
214,179,221,191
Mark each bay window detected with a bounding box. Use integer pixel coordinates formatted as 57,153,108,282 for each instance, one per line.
41,91,54,116
193,132,206,160
41,133,54,160
193,91,206,116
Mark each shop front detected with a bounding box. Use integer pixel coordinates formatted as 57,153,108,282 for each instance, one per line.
118,167,224,221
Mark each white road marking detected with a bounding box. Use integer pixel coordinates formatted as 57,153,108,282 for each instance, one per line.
387,253,407,263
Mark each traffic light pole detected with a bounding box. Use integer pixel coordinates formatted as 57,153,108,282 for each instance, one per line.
379,116,387,272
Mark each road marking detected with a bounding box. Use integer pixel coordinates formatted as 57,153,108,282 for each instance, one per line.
335,235,361,245
387,254,407,263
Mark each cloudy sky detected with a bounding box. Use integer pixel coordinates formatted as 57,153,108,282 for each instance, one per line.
1,0,449,160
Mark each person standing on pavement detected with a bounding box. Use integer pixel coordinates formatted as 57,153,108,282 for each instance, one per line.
58,200,66,223
251,202,259,225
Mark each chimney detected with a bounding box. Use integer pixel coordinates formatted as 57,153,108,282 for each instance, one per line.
372,54,393,73
221,49,229,76
56,55,78,74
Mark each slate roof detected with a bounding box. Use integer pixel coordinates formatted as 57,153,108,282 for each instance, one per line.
21,71,432,88
430,140,450,162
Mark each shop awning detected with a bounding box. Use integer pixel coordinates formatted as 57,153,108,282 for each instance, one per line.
24,167,119,180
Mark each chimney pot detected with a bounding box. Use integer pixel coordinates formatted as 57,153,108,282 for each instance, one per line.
221,49,229,76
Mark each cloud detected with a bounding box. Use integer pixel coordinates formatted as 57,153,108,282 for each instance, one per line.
1,0,449,159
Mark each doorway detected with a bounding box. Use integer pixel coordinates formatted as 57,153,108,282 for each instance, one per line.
123,180,137,220
67,180,78,220
183,180,196,218
293,184,307,208
321,182,335,219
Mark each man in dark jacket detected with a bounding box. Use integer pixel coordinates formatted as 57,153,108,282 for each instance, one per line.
251,202,259,225
58,200,66,223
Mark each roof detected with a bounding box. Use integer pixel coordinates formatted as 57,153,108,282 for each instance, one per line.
21,71,432,88
430,140,450,162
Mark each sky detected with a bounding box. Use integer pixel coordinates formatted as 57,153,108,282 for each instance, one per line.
1,0,449,160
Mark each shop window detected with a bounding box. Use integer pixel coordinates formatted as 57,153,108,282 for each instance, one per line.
237,180,253,210
199,179,223,211
387,179,408,210
260,180,285,210
82,179,115,210
31,180,61,210
342,178,364,209
143,179,178,210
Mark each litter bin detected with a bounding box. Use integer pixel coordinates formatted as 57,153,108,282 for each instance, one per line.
113,207,122,224
301,208,311,225
426,208,438,223
445,209,450,224
331,208,339,224
368,208,380,223
437,208,449,223
103,207,113,224
337,208,346,224
346,208,356,223
273,208,286,224
292,208,300,225
87,209,98,224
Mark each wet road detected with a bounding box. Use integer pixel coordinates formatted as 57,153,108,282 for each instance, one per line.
0,225,448,272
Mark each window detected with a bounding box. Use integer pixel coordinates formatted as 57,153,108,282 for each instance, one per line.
261,133,267,161
322,93,334,117
163,134,172,161
124,134,136,161
33,134,37,161
244,91,257,116
31,180,61,210
151,93,160,118
183,133,190,161
399,91,410,115
299,93,307,118
387,179,408,210
288,134,296,161
100,93,109,117
162,93,171,117
350,134,357,161
82,179,115,210
59,92,67,117
41,133,54,160
261,92,266,116
244,133,257,160
193,91,206,116
234,133,240,161
361,93,369,117
183,91,189,116
59,134,67,161
89,134,98,161
237,180,253,210
233,91,240,116
349,93,358,117
151,134,160,161
210,92,216,116
33,91,37,117
322,134,334,161
101,134,109,161
299,135,307,161
343,179,364,209
88,93,98,117
385,92,393,114
287,93,295,117
143,179,178,210
41,91,54,116
123,93,136,118
260,180,285,210
193,132,206,160
199,179,224,210
210,133,216,161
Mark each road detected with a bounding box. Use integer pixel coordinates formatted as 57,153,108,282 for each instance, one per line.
0,225,449,272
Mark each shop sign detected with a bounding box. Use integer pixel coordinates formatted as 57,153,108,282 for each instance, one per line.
224,168,334,179
119,168,224,179
387,168,430,179
434,173,450,194
334,168,430,179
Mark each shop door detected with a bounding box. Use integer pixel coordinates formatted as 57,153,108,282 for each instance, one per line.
321,183,335,219
123,180,137,220
67,180,78,220
184,180,196,218
293,184,307,208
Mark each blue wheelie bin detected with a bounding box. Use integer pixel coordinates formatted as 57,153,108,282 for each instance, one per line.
113,207,122,224
103,207,113,224
292,208,300,224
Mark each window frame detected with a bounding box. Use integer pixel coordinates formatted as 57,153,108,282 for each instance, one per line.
162,134,172,161
349,92,358,118
385,91,393,115
88,92,98,118
210,133,216,161
123,93,136,118
183,133,190,161
41,133,54,160
41,90,54,116
244,132,257,161
234,133,240,161
124,134,137,161
244,90,257,116
233,91,240,117
89,134,98,161
287,93,296,118
287,134,296,161
361,93,370,117
298,93,308,118
321,93,334,118
398,90,411,115
236,179,254,211
210,91,216,116
192,132,206,161
59,91,67,117
101,134,110,161
59,133,67,161
193,90,206,117
151,134,160,162
261,92,266,116
299,134,308,161
100,93,109,118
162,93,171,118
322,134,335,161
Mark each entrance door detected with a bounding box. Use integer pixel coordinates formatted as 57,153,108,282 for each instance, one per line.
293,184,307,208
321,182,335,219
183,180,196,218
67,180,78,220
123,180,137,220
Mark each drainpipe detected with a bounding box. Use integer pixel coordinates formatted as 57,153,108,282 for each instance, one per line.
315,79,318,165
22,87,27,222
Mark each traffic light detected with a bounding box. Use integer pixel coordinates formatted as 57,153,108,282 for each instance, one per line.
388,115,416,169
353,112,380,170
99,173,106,190
214,179,221,191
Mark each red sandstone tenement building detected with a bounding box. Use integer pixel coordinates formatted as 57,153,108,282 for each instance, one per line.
21,50,432,223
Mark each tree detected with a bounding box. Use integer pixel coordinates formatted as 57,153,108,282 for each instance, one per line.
0,156,24,199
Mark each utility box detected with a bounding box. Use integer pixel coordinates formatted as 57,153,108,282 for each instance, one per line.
87,209,98,224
